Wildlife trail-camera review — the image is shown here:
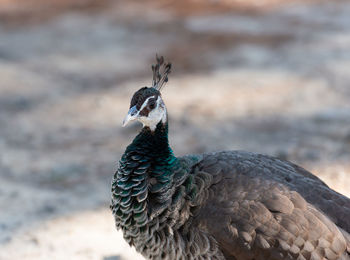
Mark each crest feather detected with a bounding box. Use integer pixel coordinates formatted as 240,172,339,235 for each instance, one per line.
152,55,171,91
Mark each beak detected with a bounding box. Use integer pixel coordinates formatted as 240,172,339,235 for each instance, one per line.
122,105,138,127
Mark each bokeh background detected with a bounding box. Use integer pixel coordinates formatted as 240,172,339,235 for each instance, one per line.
0,0,350,259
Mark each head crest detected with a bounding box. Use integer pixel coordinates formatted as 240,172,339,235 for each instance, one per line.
152,55,171,91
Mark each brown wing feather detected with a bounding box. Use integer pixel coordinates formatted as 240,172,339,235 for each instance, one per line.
192,151,350,260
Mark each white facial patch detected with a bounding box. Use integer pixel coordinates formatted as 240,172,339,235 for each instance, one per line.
138,95,167,131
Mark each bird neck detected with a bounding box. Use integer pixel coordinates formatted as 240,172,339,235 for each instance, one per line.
128,121,173,158
112,121,211,256
112,121,181,244
124,121,179,195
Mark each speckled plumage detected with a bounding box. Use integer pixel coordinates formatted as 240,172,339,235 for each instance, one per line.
111,58,350,260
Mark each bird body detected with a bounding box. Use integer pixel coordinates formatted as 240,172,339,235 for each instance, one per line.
111,57,350,260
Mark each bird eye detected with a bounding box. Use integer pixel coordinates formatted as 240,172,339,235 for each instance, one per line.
148,100,156,109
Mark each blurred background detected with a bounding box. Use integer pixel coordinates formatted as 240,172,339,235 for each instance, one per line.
0,0,350,259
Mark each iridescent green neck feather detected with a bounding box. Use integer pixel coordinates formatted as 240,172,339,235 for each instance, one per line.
111,122,186,246
111,120,219,259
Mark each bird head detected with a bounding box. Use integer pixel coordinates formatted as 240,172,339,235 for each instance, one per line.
123,56,171,131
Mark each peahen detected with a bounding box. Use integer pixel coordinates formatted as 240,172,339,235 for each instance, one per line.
111,56,350,260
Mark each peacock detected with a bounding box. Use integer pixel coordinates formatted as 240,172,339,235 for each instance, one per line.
111,56,350,260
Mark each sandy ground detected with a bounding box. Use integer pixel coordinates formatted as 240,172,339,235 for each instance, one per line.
0,1,350,259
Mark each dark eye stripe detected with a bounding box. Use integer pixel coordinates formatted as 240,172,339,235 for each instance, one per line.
139,98,156,117
139,106,150,117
